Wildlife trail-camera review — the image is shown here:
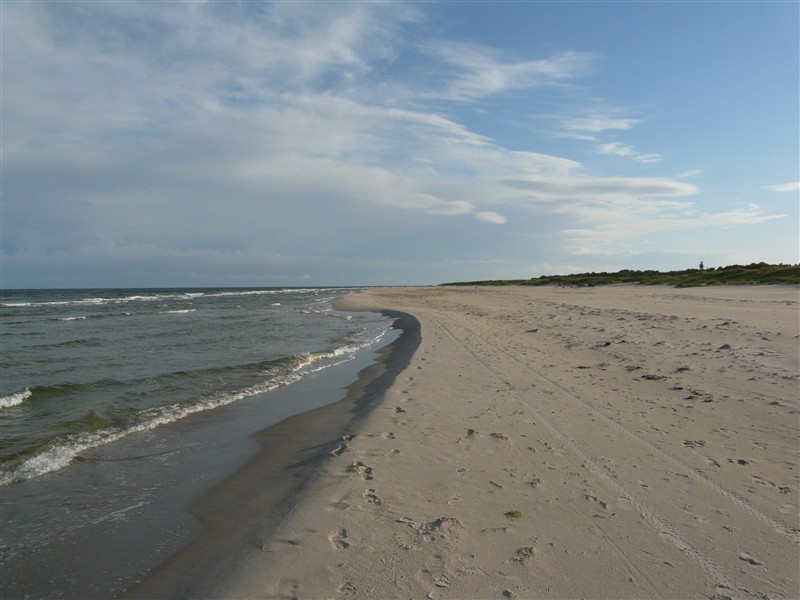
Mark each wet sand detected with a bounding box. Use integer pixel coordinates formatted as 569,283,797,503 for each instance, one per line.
136,285,799,599
123,311,419,599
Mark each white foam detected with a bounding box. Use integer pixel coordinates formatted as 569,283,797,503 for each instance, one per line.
2,293,199,308
206,290,279,298
163,309,196,314
0,388,32,409
0,324,390,486
1,288,362,308
58,316,86,321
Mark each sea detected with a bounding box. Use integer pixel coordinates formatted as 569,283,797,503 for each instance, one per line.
0,287,398,598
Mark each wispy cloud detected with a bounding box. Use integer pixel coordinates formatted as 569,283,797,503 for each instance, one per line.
553,112,640,141
475,211,508,224
763,181,800,193
560,203,783,255
548,110,665,166
597,142,662,164
501,174,786,254
503,175,697,198
424,43,597,101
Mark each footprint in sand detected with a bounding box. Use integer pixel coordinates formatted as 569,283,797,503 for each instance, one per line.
738,552,764,567
330,499,350,511
751,476,792,494
330,443,350,457
511,546,537,565
329,528,350,550
417,517,461,542
338,581,357,594
363,489,382,505
434,574,451,588
582,494,613,515
348,461,374,480
682,439,706,448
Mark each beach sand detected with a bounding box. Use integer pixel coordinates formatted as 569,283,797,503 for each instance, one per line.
134,285,799,599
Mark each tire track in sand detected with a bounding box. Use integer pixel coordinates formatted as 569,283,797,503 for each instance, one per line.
425,311,766,600
437,310,799,545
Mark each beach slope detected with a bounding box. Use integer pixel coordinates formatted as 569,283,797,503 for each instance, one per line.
217,285,799,599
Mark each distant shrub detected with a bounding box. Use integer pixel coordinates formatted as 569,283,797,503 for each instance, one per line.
443,263,799,288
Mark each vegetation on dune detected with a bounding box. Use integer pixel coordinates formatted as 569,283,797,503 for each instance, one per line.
443,263,800,288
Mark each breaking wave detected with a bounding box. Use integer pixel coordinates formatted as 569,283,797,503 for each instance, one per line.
0,329,387,486
0,389,32,409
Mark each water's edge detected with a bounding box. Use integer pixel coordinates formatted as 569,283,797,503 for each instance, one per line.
122,310,420,599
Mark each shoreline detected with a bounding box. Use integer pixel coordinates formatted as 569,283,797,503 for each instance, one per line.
123,310,420,599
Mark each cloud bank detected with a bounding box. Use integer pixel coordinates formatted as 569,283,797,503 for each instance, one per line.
1,2,792,287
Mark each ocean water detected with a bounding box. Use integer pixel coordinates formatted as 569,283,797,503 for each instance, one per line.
0,287,391,485
0,287,396,597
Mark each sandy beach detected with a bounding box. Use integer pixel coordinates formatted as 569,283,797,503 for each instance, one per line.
134,284,798,600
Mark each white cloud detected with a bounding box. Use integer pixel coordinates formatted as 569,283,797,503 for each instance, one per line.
550,111,665,166
763,181,800,193
597,142,662,163
475,211,507,224
552,113,640,141
499,173,787,255
559,203,784,255
503,175,698,199
423,43,597,101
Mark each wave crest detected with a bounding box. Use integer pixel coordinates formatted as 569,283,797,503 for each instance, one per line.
0,389,32,409
0,326,388,486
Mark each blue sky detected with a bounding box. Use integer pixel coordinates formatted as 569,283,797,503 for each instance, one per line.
2,1,798,288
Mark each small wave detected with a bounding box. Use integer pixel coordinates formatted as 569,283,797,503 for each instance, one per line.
3,298,110,308
0,378,294,486
51,338,94,349
293,330,387,371
58,316,87,321
2,293,202,308
1,288,359,308
0,326,389,486
201,288,348,299
163,309,196,314
205,290,280,298
0,389,32,409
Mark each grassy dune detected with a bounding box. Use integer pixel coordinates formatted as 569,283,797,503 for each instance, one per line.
445,262,800,288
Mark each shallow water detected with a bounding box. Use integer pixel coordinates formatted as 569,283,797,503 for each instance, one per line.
0,288,397,597
1,287,389,485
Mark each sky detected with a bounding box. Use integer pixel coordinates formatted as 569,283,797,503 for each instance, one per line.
2,1,798,288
